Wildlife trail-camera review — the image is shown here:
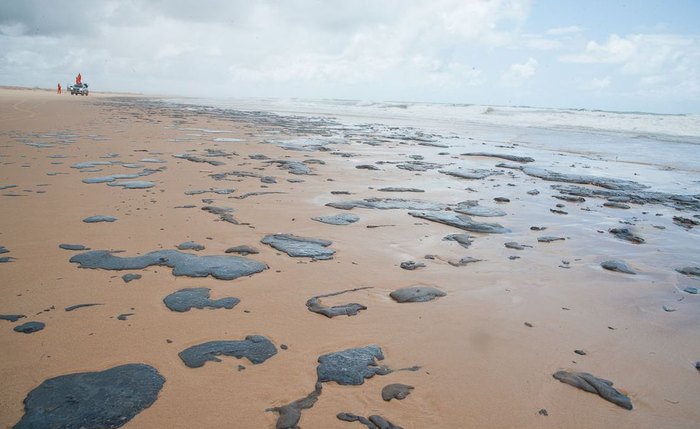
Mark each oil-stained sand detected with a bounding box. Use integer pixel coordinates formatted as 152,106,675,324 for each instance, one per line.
1,89,699,429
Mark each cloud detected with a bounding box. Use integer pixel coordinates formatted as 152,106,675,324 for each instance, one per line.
501,57,538,86
0,0,533,96
559,33,700,99
560,34,636,64
1,1,698,112
546,26,582,36
419,60,485,87
0,1,150,36
560,33,698,73
587,76,611,90
520,35,562,50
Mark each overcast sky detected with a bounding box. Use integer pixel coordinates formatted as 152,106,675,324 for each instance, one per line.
1,0,698,113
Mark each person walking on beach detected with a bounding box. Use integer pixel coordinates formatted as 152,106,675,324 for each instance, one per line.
76,73,82,85
57,83,61,94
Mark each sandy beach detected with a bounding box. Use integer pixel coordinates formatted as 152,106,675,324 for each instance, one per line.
1,88,699,428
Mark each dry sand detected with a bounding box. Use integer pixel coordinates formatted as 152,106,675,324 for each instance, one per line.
1,88,699,428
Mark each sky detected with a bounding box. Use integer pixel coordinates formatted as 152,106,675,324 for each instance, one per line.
1,0,699,113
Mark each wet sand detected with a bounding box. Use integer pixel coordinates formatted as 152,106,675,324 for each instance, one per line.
1,88,699,428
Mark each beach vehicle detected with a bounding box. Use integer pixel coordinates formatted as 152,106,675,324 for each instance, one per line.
69,83,89,96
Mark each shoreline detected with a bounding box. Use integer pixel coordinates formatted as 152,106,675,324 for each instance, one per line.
0,84,169,98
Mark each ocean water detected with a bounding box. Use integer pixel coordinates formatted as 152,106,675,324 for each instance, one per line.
174,97,700,138
167,97,700,179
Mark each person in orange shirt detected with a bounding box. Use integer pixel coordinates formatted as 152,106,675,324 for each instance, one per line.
57,83,61,94
76,73,82,85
